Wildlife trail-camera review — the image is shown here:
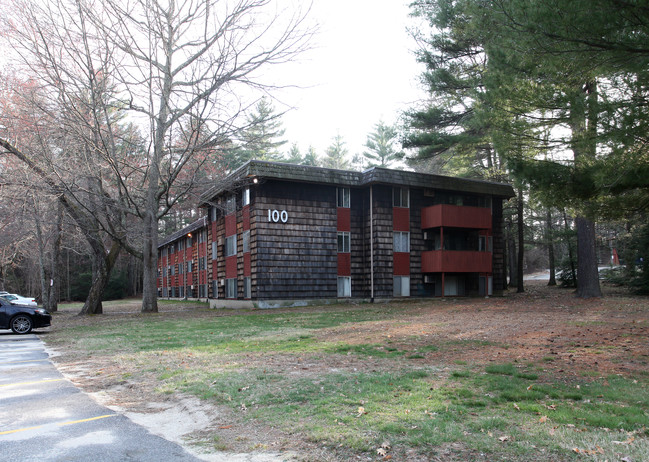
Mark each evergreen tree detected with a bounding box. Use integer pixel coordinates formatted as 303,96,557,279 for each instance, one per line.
362,121,403,168
302,146,320,166
284,143,302,164
228,97,287,169
322,134,350,170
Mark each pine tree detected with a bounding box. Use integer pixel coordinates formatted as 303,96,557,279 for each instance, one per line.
230,97,287,169
362,121,403,168
322,134,350,170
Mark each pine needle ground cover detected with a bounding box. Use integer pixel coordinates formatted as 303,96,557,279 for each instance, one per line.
45,284,649,461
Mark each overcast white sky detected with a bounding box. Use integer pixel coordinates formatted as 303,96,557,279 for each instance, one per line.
269,0,426,159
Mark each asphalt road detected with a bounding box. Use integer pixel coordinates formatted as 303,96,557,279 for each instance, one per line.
0,331,204,462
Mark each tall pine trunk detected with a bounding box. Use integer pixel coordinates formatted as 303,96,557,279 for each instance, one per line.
569,81,602,298
546,209,557,286
516,186,525,293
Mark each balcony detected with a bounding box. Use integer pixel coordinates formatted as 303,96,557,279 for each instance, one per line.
422,250,492,273
421,204,492,230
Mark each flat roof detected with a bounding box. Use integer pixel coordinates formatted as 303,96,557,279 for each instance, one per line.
200,160,515,203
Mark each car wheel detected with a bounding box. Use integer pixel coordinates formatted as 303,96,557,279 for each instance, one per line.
11,315,33,334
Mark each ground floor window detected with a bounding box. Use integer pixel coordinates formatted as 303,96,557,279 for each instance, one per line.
226,278,237,298
243,277,251,299
198,284,207,298
170,287,176,298
179,286,184,298
212,280,218,299
337,276,351,297
393,276,410,297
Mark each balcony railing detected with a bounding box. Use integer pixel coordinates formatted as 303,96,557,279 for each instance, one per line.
422,250,492,273
421,204,492,230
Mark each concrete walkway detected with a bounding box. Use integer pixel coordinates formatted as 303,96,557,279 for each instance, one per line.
0,331,203,462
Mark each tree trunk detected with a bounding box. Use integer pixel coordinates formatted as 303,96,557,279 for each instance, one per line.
516,187,525,293
546,209,557,286
79,241,122,315
576,216,602,298
507,219,518,288
47,203,64,312
563,210,577,287
569,80,602,298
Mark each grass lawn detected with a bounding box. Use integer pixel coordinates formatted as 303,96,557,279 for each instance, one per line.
43,285,649,461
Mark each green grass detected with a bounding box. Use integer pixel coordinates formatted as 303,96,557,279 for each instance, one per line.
45,304,649,460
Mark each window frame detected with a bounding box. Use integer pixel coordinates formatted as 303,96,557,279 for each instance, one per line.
243,276,251,299
393,231,410,253
337,231,350,253
393,276,410,297
242,187,250,206
225,278,237,299
242,230,250,253
337,187,350,208
393,187,409,208
337,276,351,297
225,234,237,257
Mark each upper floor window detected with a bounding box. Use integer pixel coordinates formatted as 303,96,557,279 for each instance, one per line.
212,241,218,260
225,234,237,257
225,194,236,214
337,231,350,253
242,230,250,253
337,187,350,208
393,231,410,253
242,188,250,206
393,187,409,208
211,206,218,221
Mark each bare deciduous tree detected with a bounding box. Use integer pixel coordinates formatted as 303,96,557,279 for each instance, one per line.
1,0,313,313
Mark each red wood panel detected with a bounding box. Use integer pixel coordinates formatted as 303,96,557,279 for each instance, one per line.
225,214,236,236
421,205,492,230
243,205,250,230
337,207,351,231
244,253,251,276
422,250,492,273
393,207,410,232
393,252,410,275
337,253,351,276
226,255,237,278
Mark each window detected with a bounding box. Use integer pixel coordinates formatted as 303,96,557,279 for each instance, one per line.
169,265,175,276
393,232,410,253
393,187,409,208
225,194,236,214
242,230,250,253
212,280,218,299
393,276,410,297
211,206,218,221
225,235,237,257
337,276,351,297
226,278,237,298
243,277,251,299
162,287,168,297
170,244,175,254
179,286,184,298
337,232,350,253
337,187,350,208
178,240,184,251
187,236,193,248
242,188,250,206
187,261,193,273
212,241,218,260
198,257,206,271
